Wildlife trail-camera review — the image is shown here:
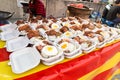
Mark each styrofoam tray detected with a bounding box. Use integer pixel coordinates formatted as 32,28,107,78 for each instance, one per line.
8,47,41,74
0,24,17,32
55,38,81,58
82,41,96,53
0,30,20,41
6,36,30,52
40,46,64,63
42,55,64,66
64,41,82,58
97,40,106,48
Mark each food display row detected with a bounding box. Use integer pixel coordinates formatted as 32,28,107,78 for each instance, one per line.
0,16,120,74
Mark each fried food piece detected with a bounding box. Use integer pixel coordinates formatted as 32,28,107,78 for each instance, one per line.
98,35,104,42
84,31,94,38
18,24,31,32
60,26,69,33
46,30,61,36
27,30,40,39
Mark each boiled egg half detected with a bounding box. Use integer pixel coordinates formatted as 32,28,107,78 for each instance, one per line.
41,45,58,58
60,42,75,52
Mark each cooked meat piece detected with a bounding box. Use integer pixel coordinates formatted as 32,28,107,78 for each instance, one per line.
70,26,82,31
95,30,102,34
18,24,31,32
73,36,85,44
88,25,95,30
70,21,75,25
60,18,67,22
42,18,48,23
60,26,69,33
46,30,61,36
84,31,94,38
27,30,40,39
48,15,56,19
31,18,38,23
98,35,104,42
36,25,49,30
43,41,52,45
86,41,92,47
16,20,24,25
58,39,70,44
64,50,70,53
96,23,102,28
73,36,80,43
52,19,57,23
36,45,43,52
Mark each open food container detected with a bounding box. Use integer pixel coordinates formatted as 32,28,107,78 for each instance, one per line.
45,30,61,42
0,23,17,32
41,46,64,66
0,30,20,41
34,40,64,65
114,28,120,40
55,38,82,58
81,40,96,53
6,36,30,52
8,47,41,74
105,31,115,43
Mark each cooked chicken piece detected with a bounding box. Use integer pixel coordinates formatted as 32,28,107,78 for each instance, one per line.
36,45,43,52
60,26,69,33
98,35,104,42
70,25,82,31
60,18,67,22
18,24,31,32
70,21,75,25
95,30,102,34
84,31,94,38
27,30,41,39
46,30,61,36
36,25,49,30
43,41,52,45
42,18,48,23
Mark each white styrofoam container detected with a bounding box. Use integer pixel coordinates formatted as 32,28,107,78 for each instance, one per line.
34,42,64,65
55,38,82,58
40,46,64,64
6,36,30,52
8,47,41,74
0,30,20,41
64,41,82,58
0,24,17,32
81,40,96,53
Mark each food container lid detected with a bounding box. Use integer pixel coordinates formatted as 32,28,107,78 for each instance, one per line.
6,36,30,52
8,47,41,74
0,23,17,32
0,30,20,41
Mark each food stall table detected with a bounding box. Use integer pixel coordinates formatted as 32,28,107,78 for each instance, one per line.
0,39,120,80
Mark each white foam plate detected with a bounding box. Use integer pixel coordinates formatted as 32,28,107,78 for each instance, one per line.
8,47,41,74
0,24,17,32
6,36,30,52
0,30,20,41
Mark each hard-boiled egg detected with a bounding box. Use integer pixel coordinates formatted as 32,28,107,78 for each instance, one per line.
51,23,59,29
41,45,58,58
60,42,75,52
